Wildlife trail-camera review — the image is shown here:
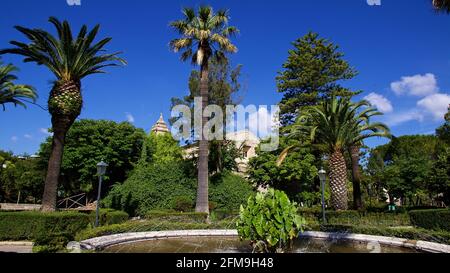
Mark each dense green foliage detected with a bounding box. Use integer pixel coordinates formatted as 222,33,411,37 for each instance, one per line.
145,211,208,223
276,32,358,125
39,119,145,197
0,154,45,203
248,137,318,202
103,161,197,216
409,209,450,231
237,189,305,253
0,210,127,252
209,172,255,211
366,135,447,205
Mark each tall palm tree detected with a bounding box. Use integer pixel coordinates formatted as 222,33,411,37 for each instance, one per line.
0,62,36,110
433,0,450,13
347,106,391,210
278,97,389,210
0,17,126,212
169,6,238,213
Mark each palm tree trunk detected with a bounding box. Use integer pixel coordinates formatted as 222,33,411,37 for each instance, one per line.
349,145,363,210
195,61,210,214
329,149,349,210
41,124,66,212
41,80,82,212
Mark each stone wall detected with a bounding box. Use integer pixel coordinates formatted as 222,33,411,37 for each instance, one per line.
0,203,41,211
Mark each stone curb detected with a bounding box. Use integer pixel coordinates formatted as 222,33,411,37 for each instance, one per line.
0,241,34,247
300,231,450,253
79,230,450,253
80,230,238,251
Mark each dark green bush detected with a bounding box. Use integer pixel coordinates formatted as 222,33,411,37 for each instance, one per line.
170,196,194,212
409,209,450,231
91,209,129,226
0,211,91,241
145,211,208,223
210,171,255,211
103,162,197,216
298,208,410,227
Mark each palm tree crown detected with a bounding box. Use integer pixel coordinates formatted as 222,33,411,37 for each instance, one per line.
433,0,450,13
0,17,126,83
0,62,36,110
169,6,238,65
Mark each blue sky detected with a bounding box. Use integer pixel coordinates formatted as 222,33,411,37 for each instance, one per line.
1,0,450,155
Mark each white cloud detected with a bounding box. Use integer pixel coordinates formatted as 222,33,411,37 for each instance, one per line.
11,136,18,143
24,134,33,140
39,128,53,136
417,93,450,120
364,93,394,113
385,110,424,127
125,113,135,123
391,73,439,97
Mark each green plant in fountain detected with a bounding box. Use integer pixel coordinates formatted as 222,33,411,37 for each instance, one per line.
236,189,305,253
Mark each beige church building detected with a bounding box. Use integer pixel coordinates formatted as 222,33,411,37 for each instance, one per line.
150,114,260,173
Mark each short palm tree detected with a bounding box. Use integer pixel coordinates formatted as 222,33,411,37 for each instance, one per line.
0,17,126,212
0,62,36,110
169,6,238,213
433,0,450,13
278,97,390,210
347,106,391,209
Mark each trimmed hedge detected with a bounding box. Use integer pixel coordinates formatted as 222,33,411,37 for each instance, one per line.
0,211,91,241
298,208,411,227
93,209,129,226
145,211,208,223
409,209,450,231
0,209,128,253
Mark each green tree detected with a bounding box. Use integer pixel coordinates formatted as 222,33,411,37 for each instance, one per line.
1,17,126,211
0,62,36,110
0,155,45,203
279,98,389,210
39,120,145,199
347,106,391,209
170,58,243,174
436,106,450,145
367,135,441,206
276,32,358,125
140,132,184,165
248,137,318,202
169,6,238,213
429,147,450,205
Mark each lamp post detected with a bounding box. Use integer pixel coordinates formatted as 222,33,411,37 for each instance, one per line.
318,168,327,224
95,161,108,228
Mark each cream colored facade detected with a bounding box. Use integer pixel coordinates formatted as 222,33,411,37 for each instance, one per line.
151,115,260,173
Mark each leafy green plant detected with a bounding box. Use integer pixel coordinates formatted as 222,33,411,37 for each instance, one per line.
170,196,194,212
236,189,305,253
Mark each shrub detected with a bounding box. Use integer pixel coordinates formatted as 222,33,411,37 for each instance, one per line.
237,189,306,253
103,162,197,216
145,211,208,223
210,171,254,211
0,211,91,242
0,210,128,253
170,196,194,212
409,209,450,231
92,209,129,226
